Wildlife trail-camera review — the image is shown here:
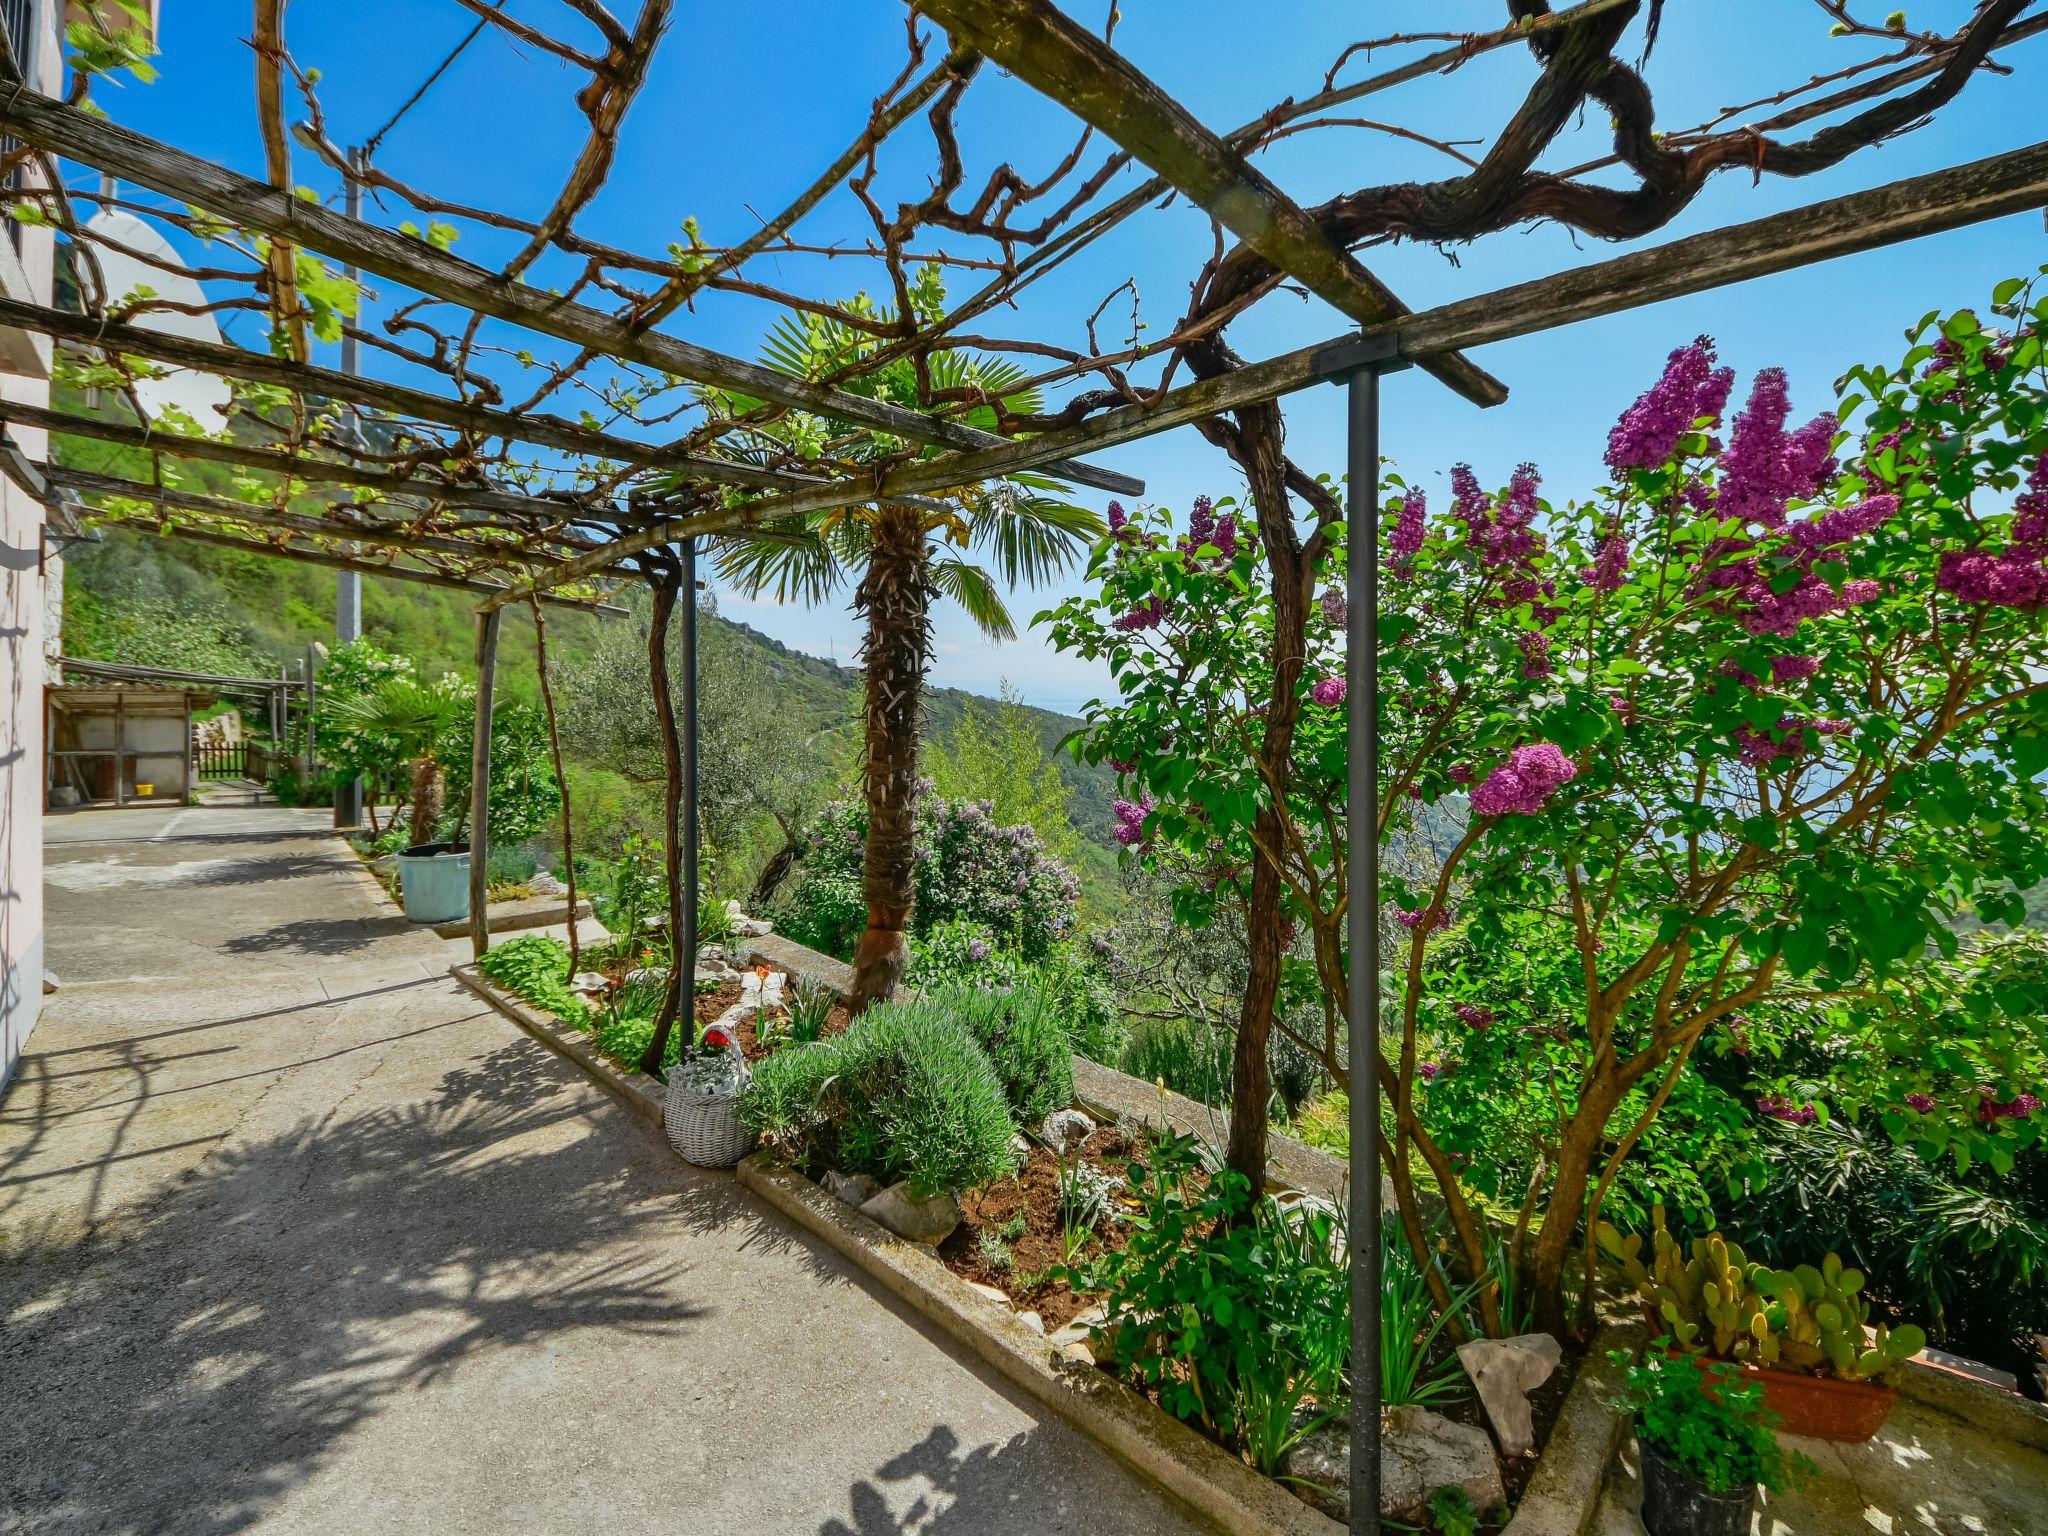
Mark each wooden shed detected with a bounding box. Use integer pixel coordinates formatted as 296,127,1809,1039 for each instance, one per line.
45,683,217,809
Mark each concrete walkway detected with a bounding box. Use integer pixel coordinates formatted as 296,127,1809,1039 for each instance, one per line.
1,804,1212,1536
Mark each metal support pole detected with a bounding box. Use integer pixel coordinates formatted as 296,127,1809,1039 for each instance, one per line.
1345,364,1384,1536
469,607,502,959
302,644,318,790
679,537,699,1020
334,153,365,830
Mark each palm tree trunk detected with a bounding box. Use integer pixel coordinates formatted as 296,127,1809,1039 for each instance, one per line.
849,505,933,1013
408,756,443,847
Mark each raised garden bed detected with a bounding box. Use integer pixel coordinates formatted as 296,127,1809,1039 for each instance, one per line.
458,922,1627,1536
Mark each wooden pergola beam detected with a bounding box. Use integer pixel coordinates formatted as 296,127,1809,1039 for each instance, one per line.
913,0,1508,410
47,464,570,562
0,295,814,488
493,137,2048,606
0,397,614,523
0,83,1143,496
145,522,622,614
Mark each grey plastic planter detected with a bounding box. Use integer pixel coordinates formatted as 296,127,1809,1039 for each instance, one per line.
396,841,470,924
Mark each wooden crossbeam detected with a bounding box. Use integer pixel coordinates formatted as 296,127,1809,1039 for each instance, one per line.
0,83,1143,496
488,137,2048,606
140,522,623,614
48,464,568,562
0,397,609,523
0,295,815,489
913,0,1508,410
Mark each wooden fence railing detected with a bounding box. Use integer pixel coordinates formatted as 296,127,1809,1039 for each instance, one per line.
194,740,248,779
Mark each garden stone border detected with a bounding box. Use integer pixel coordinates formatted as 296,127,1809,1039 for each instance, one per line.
452,962,666,1128
737,1148,1344,1536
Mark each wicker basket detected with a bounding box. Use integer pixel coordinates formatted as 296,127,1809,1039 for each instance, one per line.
665,1049,756,1169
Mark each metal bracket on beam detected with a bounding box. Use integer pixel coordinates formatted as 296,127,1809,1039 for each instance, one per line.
1322,328,1412,385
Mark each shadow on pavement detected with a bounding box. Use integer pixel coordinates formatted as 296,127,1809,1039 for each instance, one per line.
0,1049,704,1535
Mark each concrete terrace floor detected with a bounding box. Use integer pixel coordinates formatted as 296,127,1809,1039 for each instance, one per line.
0,801,1213,1536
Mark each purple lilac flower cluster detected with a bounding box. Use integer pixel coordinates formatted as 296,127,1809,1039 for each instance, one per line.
1388,490,1426,574
1470,742,1577,818
1757,1095,1818,1125
1937,455,2048,610
1111,792,1155,849
1310,676,1347,707
1113,595,1165,632
1518,629,1552,681
1976,1087,2043,1122
1904,1093,1935,1113
1604,336,1735,474
1454,1003,1495,1030
1735,715,1852,767
1716,369,1838,529
1319,585,1348,627
1791,493,1902,554
1395,905,1451,934
1581,526,1631,592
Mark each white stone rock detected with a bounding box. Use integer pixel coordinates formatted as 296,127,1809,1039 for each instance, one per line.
965,1280,1011,1305
821,1170,882,1207
734,917,775,938
1048,1305,1106,1352
624,967,669,988
1285,1405,1503,1524
568,971,610,996
1457,1331,1562,1457
857,1182,961,1245
528,869,566,896
1016,1311,1045,1335
1039,1108,1097,1152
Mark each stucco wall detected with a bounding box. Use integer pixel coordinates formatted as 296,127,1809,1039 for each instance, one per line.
1,0,64,1093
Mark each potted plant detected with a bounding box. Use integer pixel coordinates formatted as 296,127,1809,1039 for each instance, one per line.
1597,1207,1925,1441
1614,1344,1809,1536
329,676,473,923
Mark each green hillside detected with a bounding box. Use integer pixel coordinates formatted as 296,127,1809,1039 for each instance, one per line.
61,522,1123,863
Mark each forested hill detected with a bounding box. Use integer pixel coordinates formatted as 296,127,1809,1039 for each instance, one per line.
60,524,1121,847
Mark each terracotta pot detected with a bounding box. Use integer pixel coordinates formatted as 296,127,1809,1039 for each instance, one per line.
1738,1363,1897,1442
1647,1318,1898,1443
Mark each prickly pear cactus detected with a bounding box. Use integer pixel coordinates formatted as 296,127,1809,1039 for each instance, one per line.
1594,1210,1926,1383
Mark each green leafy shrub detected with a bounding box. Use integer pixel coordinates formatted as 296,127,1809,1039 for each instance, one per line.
931,984,1075,1125
594,1010,680,1074
1614,1347,1809,1495
909,922,1127,1065
742,1000,1017,1196
1064,1133,1347,1475
477,934,589,1027
1121,1014,1232,1105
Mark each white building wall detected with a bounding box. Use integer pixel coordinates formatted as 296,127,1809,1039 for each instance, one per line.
1,0,67,1092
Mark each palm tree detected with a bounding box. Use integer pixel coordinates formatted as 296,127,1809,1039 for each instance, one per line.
328,676,469,847
706,300,1100,1009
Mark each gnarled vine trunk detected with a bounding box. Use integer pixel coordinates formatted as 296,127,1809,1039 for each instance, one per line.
639,564,690,1075
849,505,933,1014
1220,402,1311,1189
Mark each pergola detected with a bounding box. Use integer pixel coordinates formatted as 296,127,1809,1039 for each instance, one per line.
2,3,2044,1525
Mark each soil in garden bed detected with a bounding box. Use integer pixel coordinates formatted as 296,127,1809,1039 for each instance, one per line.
938,1122,1144,1331
726,993,854,1062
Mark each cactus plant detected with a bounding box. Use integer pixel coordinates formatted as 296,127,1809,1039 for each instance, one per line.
1594,1206,1925,1386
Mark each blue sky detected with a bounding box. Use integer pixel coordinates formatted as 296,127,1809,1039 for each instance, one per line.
94,1,2047,712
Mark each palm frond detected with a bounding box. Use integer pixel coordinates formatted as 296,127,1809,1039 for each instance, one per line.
967,486,1102,587
930,558,1017,642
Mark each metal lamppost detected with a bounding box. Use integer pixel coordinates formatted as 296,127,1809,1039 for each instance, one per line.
1344,345,1403,1535
678,534,700,1017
